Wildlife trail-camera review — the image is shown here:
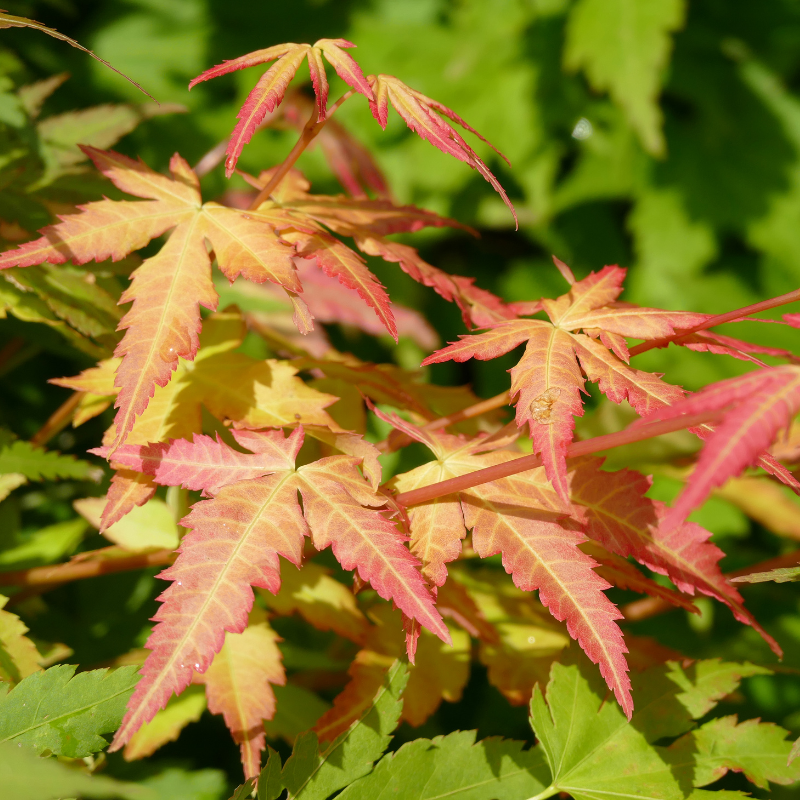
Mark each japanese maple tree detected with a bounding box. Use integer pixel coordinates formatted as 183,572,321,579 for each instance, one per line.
1,14,800,800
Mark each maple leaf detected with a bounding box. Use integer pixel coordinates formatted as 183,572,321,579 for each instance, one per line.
67,310,340,526
634,365,800,529
243,166,514,331
107,426,447,750
568,456,781,655
188,40,374,175
386,412,633,718
367,74,517,227
423,260,701,499
0,147,301,451
313,604,470,742
194,608,285,779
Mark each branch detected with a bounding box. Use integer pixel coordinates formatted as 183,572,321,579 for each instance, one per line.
0,547,176,589
621,548,800,622
394,409,724,507
629,288,800,357
378,390,511,453
31,391,85,447
248,90,354,209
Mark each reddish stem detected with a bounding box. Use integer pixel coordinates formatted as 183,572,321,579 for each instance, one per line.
621,548,800,622
379,390,511,453
248,90,354,209
630,288,800,357
0,548,175,589
31,391,85,447
394,409,724,507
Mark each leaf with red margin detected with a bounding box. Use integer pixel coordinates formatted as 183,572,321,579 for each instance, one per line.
423,260,708,495
189,40,373,175
195,609,285,779
386,413,631,718
287,229,397,341
0,147,299,451
509,326,585,501
680,330,794,364
568,457,781,656
634,366,800,529
99,469,156,531
367,74,517,227
108,426,445,751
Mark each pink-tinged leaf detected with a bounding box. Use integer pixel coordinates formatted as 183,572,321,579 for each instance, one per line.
110,218,218,450
411,88,510,166
784,313,800,328
197,613,285,779
315,39,374,102
99,469,156,532
109,473,307,752
541,265,627,324
573,333,685,415
224,46,310,177
286,195,472,238
200,204,298,288
99,433,283,495
422,319,546,365
462,496,632,719
306,45,328,121
290,258,438,348
450,275,518,327
297,464,449,646
584,328,630,362
582,541,698,613
188,43,296,88
552,255,576,284
569,458,781,656
368,74,517,227
561,305,710,339
756,452,800,493
636,367,800,528
510,326,584,501
679,330,793,363
291,230,397,340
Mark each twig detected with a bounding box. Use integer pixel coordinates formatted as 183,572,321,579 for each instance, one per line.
0,547,176,589
394,409,724,507
248,91,354,209
30,391,85,447
629,288,800,357
621,548,800,622
378,390,511,453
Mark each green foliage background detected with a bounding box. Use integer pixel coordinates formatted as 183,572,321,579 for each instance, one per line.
2,0,800,796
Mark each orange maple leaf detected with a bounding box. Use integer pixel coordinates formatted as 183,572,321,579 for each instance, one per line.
106,426,447,750
423,258,704,499
386,411,633,719
0,147,300,451
188,39,374,175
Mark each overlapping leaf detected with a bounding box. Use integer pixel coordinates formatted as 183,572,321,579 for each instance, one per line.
529,655,795,799
0,664,140,757
194,609,285,778
189,39,374,175
245,167,514,331
568,456,782,655
635,365,800,528
0,147,299,450
423,260,708,499
386,413,633,718
367,73,518,226
107,426,446,750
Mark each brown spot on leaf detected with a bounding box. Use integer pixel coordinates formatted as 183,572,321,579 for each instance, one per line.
531,388,561,424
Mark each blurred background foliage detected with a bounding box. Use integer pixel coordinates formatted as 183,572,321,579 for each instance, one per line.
2,0,800,796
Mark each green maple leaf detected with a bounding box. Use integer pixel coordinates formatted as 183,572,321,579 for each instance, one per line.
337,730,549,800
565,0,685,155
0,664,140,758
